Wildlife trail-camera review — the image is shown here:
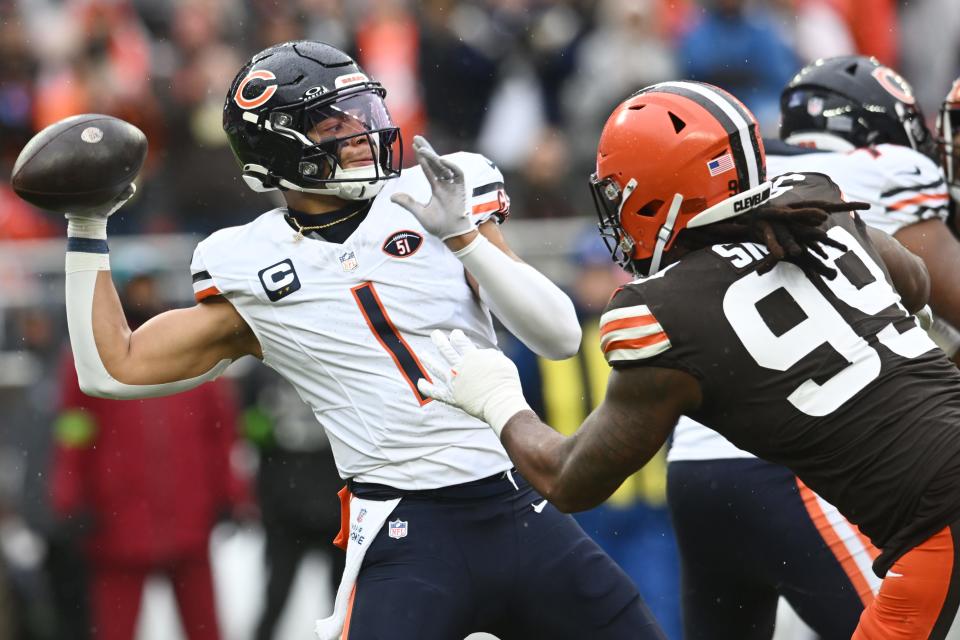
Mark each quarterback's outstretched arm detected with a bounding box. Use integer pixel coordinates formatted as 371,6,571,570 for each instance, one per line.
418,330,700,512
65,197,259,399
391,136,582,360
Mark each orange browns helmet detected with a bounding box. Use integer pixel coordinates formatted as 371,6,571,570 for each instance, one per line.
591,81,769,275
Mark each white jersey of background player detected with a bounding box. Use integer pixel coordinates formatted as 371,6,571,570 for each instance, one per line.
190,152,521,487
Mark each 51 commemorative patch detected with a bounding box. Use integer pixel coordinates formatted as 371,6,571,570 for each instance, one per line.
382,230,423,258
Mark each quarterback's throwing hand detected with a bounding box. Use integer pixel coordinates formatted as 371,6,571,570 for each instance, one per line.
418,330,532,438
65,183,136,240
390,136,474,240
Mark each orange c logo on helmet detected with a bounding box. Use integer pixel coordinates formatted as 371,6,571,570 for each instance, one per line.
234,70,278,110
871,66,915,105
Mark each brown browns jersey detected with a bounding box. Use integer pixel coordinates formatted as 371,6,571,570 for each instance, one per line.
601,172,960,575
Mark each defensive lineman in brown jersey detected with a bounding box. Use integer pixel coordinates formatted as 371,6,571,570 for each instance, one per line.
419,82,960,640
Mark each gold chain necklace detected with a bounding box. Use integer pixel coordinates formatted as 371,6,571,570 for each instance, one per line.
286,208,363,243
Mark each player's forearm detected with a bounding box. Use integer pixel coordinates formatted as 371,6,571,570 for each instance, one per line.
453,234,581,360
66,232,232,398
500,411,624,513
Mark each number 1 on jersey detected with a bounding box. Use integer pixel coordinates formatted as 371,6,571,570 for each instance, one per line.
351,282,433,405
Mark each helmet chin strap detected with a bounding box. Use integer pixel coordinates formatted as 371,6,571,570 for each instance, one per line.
647,193,684,276
242,163,386,201
243,112,388,200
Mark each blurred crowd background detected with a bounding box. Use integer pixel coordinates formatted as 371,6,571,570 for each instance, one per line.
0,0,958,639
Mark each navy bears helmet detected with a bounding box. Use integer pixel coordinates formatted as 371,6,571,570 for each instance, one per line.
780,55,937,162
223,40,402,200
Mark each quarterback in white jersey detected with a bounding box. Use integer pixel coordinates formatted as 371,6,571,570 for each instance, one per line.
189,152,513,489
666,56,959,639
60,41,661,640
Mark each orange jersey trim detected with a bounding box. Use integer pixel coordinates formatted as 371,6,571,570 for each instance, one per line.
602,332,669,353
600,314,659,336
472,199,502,214
887,192,949,211
194,286,221,302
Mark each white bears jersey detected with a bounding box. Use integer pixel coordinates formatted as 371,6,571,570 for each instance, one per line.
190,153,513,489
669,143,950,463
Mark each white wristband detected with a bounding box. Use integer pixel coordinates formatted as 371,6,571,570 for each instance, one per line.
484,392,533,439
66,216,111,272
67,217,108,240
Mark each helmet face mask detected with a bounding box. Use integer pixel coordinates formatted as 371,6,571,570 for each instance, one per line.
224,41,403,201
937,79,960,203
590,81,767,277
780,55,937,161
590,173,637,272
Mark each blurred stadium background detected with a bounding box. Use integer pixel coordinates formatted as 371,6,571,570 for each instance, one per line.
0,0,957,639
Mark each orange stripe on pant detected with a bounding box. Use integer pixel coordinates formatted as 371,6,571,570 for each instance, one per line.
796,479,875,607
340,585,357,640
853,526,956,640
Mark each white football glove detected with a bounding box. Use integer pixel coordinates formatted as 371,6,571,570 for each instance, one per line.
390,136,474,241
65,184,136,240
418,329,533,437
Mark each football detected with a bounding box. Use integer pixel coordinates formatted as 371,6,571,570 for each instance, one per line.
11,114,147,214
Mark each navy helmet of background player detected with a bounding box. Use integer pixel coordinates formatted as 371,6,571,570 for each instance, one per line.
221,40,401,200
780,54,938,160
774,56,960,364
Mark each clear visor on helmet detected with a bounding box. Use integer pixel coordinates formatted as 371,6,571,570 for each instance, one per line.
272,90,401,184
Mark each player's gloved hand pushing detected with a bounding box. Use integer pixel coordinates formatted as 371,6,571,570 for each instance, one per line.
390,135,474,240
418,329,533,438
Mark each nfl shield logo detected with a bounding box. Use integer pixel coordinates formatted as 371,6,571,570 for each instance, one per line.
388,519,408,539
339,250,359,272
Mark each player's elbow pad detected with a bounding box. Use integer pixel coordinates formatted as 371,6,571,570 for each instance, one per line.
66,261,231,399
455,235,582,360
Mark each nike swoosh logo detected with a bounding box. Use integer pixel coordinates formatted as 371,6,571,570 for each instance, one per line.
888,571,903,578
531,500,548,514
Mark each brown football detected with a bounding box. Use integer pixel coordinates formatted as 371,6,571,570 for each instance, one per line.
11,114,147,214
